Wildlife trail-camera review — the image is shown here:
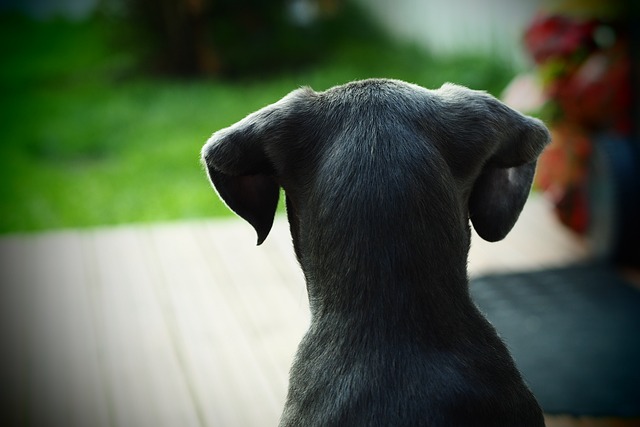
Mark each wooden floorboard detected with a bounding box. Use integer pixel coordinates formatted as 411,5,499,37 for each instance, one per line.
468,195,590,275
0,232,112,427
0,194,615,426
88,227,201,427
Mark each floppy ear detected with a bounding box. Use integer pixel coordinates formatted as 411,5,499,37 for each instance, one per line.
469,101,551,242
201,92,302,245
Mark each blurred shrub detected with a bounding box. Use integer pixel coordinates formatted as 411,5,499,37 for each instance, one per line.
121,0,381,77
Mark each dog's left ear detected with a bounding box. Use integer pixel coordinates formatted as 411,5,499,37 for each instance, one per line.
201,90,306,245
468,99,551,242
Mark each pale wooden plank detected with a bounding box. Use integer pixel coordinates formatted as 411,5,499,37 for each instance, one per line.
469,194,590,276
0,235,37,425
33,232,110,427
202,220,308,385
254,218,310,378
0,231,110,427
511,194,590,262
200,219,303,422
261,219,309,311
143,221,264,426
146,221,286,426
86,227,201,427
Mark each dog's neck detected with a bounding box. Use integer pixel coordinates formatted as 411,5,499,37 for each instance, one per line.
285,105,479,336
291,200,474,336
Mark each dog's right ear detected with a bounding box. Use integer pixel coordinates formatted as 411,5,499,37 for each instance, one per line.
201,90,306,245
468,98,551,242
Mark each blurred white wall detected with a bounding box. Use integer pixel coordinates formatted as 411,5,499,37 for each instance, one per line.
354,0,543,69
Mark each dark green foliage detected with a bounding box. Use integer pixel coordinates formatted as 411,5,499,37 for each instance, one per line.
0,11,514,233
122,0,385,77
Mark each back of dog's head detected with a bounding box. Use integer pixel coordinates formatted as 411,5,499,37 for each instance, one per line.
201,79,550,274
202,79,549,425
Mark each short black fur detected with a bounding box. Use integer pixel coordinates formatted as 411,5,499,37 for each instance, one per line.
202,79,550,426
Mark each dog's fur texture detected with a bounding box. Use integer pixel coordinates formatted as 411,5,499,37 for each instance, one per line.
201,79,550,426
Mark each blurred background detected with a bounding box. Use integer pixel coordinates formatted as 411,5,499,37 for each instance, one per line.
0,0,635,262
0,0,638,266
0,0,520,236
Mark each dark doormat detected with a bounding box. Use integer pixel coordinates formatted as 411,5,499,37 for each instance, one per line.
470,263,640,417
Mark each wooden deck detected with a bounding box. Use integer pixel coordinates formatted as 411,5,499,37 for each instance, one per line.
0,194,612,426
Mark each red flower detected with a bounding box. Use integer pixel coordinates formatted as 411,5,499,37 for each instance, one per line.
535,124,592,234
524,13,597,64
524,10,633,235
554,44,631,131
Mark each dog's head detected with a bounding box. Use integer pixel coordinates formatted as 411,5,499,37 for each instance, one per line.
201,79,550,252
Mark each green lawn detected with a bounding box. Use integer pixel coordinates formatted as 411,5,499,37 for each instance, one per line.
0,14,515,234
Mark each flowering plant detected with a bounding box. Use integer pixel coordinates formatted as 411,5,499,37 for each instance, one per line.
523,11,632,233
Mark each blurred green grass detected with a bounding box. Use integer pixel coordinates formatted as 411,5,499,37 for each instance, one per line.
0,13,515,233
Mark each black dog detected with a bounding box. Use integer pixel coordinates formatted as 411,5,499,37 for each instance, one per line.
202,79,550,426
